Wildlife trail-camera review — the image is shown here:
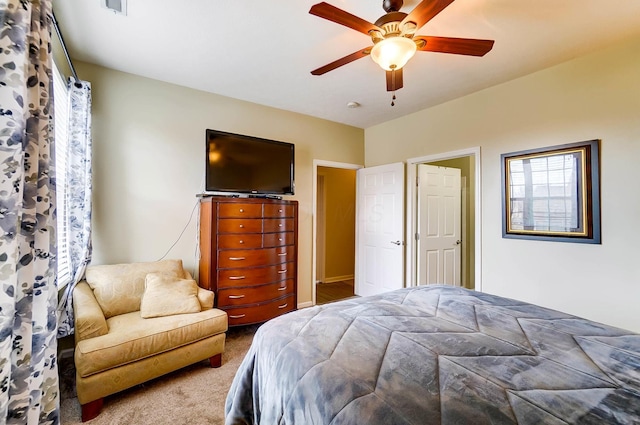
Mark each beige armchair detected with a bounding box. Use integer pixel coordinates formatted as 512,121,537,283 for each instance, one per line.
73,259,228,421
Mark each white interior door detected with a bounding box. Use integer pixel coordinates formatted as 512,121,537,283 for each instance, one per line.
417,164,461,286
355,162,405,297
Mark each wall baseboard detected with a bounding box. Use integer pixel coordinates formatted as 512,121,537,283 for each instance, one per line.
321,274,354,284
298,301,313,309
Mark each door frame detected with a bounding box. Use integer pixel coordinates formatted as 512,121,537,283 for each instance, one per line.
312,159,363,306
316,174,327,285
406,147,483,291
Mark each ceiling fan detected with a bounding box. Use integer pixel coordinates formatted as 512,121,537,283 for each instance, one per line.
309,0,494,102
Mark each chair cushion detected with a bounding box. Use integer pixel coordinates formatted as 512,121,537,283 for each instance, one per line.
85,259,187,318
74,307,228,377
140,273,201,318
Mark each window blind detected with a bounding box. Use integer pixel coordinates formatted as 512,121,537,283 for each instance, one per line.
53,63,72,288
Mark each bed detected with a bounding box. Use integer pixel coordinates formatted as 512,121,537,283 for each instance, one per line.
225,285,640,424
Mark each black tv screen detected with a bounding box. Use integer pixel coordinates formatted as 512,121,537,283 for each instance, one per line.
205,129,294,195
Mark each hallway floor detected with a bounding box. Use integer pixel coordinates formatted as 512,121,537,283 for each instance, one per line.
316,279,356,305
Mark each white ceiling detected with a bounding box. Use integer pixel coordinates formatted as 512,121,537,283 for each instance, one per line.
53,1,640,129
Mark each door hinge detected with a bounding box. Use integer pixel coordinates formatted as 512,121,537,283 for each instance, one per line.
415,233,420,241
416,174,419,187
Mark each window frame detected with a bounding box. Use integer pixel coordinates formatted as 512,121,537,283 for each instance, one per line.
501,140,601,244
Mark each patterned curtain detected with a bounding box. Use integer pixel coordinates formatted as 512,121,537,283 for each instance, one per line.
57,79,92,338
0,0,60,424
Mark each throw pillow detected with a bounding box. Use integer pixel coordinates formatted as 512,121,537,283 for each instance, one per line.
140,273,202,318
86,259,188,318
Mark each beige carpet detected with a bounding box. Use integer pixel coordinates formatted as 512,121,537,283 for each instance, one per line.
59,324,259,425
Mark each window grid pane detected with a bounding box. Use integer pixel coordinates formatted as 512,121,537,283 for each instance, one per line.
508,154,580,232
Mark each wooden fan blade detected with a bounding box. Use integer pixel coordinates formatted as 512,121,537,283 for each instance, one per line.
311,48,371,75
415,36,494,56
310,2,379,36
401,0,455,30
386,68,404,92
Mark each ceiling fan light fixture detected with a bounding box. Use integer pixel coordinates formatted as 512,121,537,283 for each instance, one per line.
370,36,417,71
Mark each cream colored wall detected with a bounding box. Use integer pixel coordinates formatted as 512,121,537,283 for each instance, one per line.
365,36,640,332
77,62,364,307
318,167,356,281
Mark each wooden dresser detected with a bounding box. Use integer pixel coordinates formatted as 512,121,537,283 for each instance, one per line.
198,196,298,326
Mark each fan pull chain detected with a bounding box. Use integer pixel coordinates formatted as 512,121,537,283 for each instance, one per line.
391,93,396,106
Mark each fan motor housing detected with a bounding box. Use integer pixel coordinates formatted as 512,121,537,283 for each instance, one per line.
375,11,407,28
374,12,409,37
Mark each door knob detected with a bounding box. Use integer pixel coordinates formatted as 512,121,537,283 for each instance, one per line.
391,240,402,246
455,240,462,245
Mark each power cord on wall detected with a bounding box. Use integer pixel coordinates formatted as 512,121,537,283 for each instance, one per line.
157,173,207,276
157,199,200,263
193,172,206,279
193,197,201,280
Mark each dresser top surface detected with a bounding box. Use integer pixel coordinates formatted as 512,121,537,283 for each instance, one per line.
199,195,297,206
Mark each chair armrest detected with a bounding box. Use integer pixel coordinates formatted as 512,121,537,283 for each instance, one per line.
184,271,215,309
73,281,109,344
197,287,215,310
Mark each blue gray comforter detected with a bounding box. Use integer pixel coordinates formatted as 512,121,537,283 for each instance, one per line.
225,285,640,424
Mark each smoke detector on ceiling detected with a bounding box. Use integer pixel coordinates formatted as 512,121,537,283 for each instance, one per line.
101,0,127,16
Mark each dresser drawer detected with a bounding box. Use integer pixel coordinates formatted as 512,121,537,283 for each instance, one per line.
218,203,262,218
218,233,262,249
224,295,295,326
263,231,294,248
263,218,294,233
217,263,294,288
217,279,294,307
263,204,295,218
218,218,262,234
199,197,298,328
218,247,293,268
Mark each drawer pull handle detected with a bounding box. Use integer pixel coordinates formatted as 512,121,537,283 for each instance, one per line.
239,240,244,244
278,303,288,309
229,257,246,261
229,276,246,280
239,224,244,228
239,209,244,213
278,223,283,227
228,295,245,299
278,238,283,242
277,252,287,256
229,314,246,319
278,287,286,291
278,269,287,274
278,209,283,213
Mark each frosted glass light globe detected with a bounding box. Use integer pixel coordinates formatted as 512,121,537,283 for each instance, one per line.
370,36,417,71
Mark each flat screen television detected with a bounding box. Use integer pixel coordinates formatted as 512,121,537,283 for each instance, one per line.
205,129,295,195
